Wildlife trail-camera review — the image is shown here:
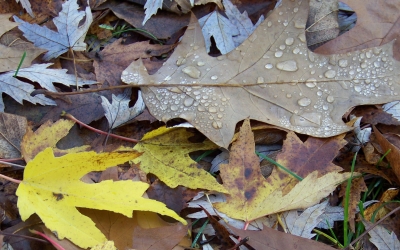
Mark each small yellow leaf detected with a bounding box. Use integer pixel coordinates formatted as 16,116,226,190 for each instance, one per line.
214,119,351,221
21,119,90,162
17,148,186,249
133,126,227,193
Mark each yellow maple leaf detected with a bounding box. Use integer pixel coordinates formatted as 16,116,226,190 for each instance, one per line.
17,148,186,249
214,119,351,222
21,119,89,162
133,126,227,193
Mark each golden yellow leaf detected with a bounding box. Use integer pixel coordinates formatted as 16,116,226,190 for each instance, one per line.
91,241,116,250
132,126,227,193
17,148,186,249
21,119,89,162
214,119,351,222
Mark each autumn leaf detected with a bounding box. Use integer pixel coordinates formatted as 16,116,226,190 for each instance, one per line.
17,147,185,248
363,220,400,250
14,0,92,60
214,119,351,222
0,14,45,73
0,113,27,159
132,126,227,193
122,0,400,148
21,119,90,162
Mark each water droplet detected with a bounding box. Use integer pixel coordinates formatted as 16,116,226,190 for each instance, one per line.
197,106,205,111
294,20,305,29
308,52,315,62
298,34,306,43
276,60,298,72
305,81,316,88
326,96,335,103
267,21,272,27
285,37,294,46
265,63,273,69
176,57,186,66
322,104,329,110
366,51,372,58
164,75,172,81
212,121,223,129
373,61,381,68
183,98,194,107
275,51,283,58
297,97,311,107
217,56,224,61
317,91,323,96
193,90,201,95
279,11,283,15
286,93,292,98
360,62,367,69
169,87,182,93
338,59,348,68
171,105,178,111
324,70,336,79
211,75,218,80
179,113,194,120
290,113,321,127
294,7,298,13
354,86,362,92
182,66,201,79
257,76,264,83
197,61,205,66
122,70,128,76
293,48,300,54
209,107,217,113
279,44,286,50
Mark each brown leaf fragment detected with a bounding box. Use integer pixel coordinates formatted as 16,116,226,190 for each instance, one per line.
0,113,27,159
364,188,399,222
315,0,400,61
306,0,339,49
102,0,190,40
363,142,382,165
40,93,104,125
274,131,345,194
230,226,337,250
199,205,236,250
374,126,400,183
132,223,188,250
94,39,175,88
339,176,367,232
351,105,400,126
147,179,199,214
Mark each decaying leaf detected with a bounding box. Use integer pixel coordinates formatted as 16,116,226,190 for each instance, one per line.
17,147,185,248
122,0,400,148
0,113,27,159
14,0,92,60
364,188,399,222
282,201,328,239
364,220,400,250
101,89,145,129
0,63,96,112
132,126,226,193
214,119,351,222
374,126,400,182
0,14,45,72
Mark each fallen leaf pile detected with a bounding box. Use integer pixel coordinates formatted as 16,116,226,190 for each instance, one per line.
0,0,399,249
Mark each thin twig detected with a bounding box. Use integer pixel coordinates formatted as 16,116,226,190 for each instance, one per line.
0,160,25,168
0,231,48,243
0,173,21,184
62,113,140,143
346,206,400,249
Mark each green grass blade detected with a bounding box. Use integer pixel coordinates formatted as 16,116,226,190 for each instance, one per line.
13,51,26,77
256,151,303,181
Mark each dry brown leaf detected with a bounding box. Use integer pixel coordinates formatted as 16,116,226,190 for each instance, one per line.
122,0,400,148
373,126,400,182
214,119,351,222
274,131,345,194
230,226,337,250
0,113,27,159
364,188,399,222
315,0,400,61
306,0,339,49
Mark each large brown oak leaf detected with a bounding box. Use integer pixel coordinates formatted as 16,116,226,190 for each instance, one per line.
122,0,400,148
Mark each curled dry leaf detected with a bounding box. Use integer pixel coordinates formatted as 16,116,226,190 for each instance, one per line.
122,0,400,148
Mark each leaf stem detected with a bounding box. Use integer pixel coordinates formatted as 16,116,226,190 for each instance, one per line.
62,112,139,143
0,160,25,168
0,173,21,184
29,229,65,250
